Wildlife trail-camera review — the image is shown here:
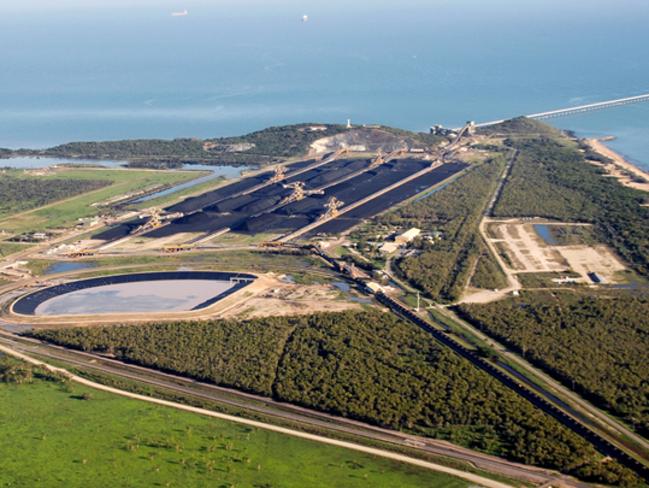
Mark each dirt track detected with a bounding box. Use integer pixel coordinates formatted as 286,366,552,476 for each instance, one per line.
0,342,516,488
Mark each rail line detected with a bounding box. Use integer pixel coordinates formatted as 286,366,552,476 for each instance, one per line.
308,247,649,480
372,291,649,481
0,332,585,486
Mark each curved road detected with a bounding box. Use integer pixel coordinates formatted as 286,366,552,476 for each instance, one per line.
0,341,515,488
0,332,586,487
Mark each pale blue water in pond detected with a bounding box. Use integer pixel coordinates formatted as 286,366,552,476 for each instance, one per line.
43,261,98,275
533,224,558,246
34,279,235,315
1,0,648,168
332,281,350,292
1,157,126,169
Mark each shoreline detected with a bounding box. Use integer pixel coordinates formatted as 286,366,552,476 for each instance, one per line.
584,138,649,194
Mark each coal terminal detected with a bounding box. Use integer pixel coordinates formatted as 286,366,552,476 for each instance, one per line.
95,156,467,241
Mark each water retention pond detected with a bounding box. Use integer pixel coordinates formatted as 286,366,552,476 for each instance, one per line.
13,271,255,316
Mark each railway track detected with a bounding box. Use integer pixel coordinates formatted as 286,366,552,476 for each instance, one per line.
373,291,649,481
0,333,584,487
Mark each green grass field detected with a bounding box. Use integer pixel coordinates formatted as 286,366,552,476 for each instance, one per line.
0,379,468,488
26,250,325,277
0,241,32,258
0,168,203,234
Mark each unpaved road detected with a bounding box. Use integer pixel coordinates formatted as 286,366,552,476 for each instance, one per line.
0,332,588,487
0,341,515,488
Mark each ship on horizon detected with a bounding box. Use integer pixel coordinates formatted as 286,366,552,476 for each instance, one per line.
171,9,188,17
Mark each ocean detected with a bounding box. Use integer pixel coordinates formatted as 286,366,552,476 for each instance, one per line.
1,0,648,168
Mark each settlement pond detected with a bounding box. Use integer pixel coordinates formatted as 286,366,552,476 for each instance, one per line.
12,271,255,316
43,261,98,275
533,224,559,245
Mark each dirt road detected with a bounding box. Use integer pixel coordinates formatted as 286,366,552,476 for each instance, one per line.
0,341,516,488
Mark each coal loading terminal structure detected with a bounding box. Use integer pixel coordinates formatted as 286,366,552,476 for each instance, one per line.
95,152,468,245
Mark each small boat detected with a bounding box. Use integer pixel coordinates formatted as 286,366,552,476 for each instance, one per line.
172,9,188,17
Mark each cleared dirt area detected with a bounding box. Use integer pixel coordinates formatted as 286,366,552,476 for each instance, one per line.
310,128,419,154
559,246,625,282
484,219,626,284
220,276,361,319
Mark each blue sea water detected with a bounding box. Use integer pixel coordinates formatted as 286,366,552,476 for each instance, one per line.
1,0,648,167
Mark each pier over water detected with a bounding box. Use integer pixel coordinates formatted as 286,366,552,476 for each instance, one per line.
475,92,649,128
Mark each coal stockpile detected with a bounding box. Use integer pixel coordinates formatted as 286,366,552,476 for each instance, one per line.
321,160,426,206
306,162,468,236
241,213,311,233
206,184,290,213
93,218,147,240
306,168,357,187
100,158,467,242
208,194,258,213
345,162,467,218
166,175,270,214
167,159,316,214
284,159,371,189
146,212,246,238
308,217,361,235
238,196,283,214
276,197,327,217
285,158,317,170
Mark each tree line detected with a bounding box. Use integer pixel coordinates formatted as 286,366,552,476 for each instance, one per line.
457,290,649,438
0,174,108,219
23,124,347,165
30,310,638,485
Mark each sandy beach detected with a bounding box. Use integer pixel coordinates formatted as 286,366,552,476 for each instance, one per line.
584,138,649,193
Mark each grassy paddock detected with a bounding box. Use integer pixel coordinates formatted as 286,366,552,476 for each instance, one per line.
0,379,467,488
0,241,32,258
0,168,202,233
26,250,326,277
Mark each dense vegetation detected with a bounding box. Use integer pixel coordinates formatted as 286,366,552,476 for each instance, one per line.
30,311,637,484
490,119,649,277
375,159,506,301
0,174,108,219
0,355,66,385
35,319,296,395
215,124,345,158
457,291,649,436
1,358,457,488
477,117,565,138
26,124,346,166
469,241,509,290
0,355,36,384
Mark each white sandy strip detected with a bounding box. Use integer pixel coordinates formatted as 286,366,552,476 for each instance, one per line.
0,344,512,488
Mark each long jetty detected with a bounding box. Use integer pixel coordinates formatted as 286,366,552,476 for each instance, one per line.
475,92,649,128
